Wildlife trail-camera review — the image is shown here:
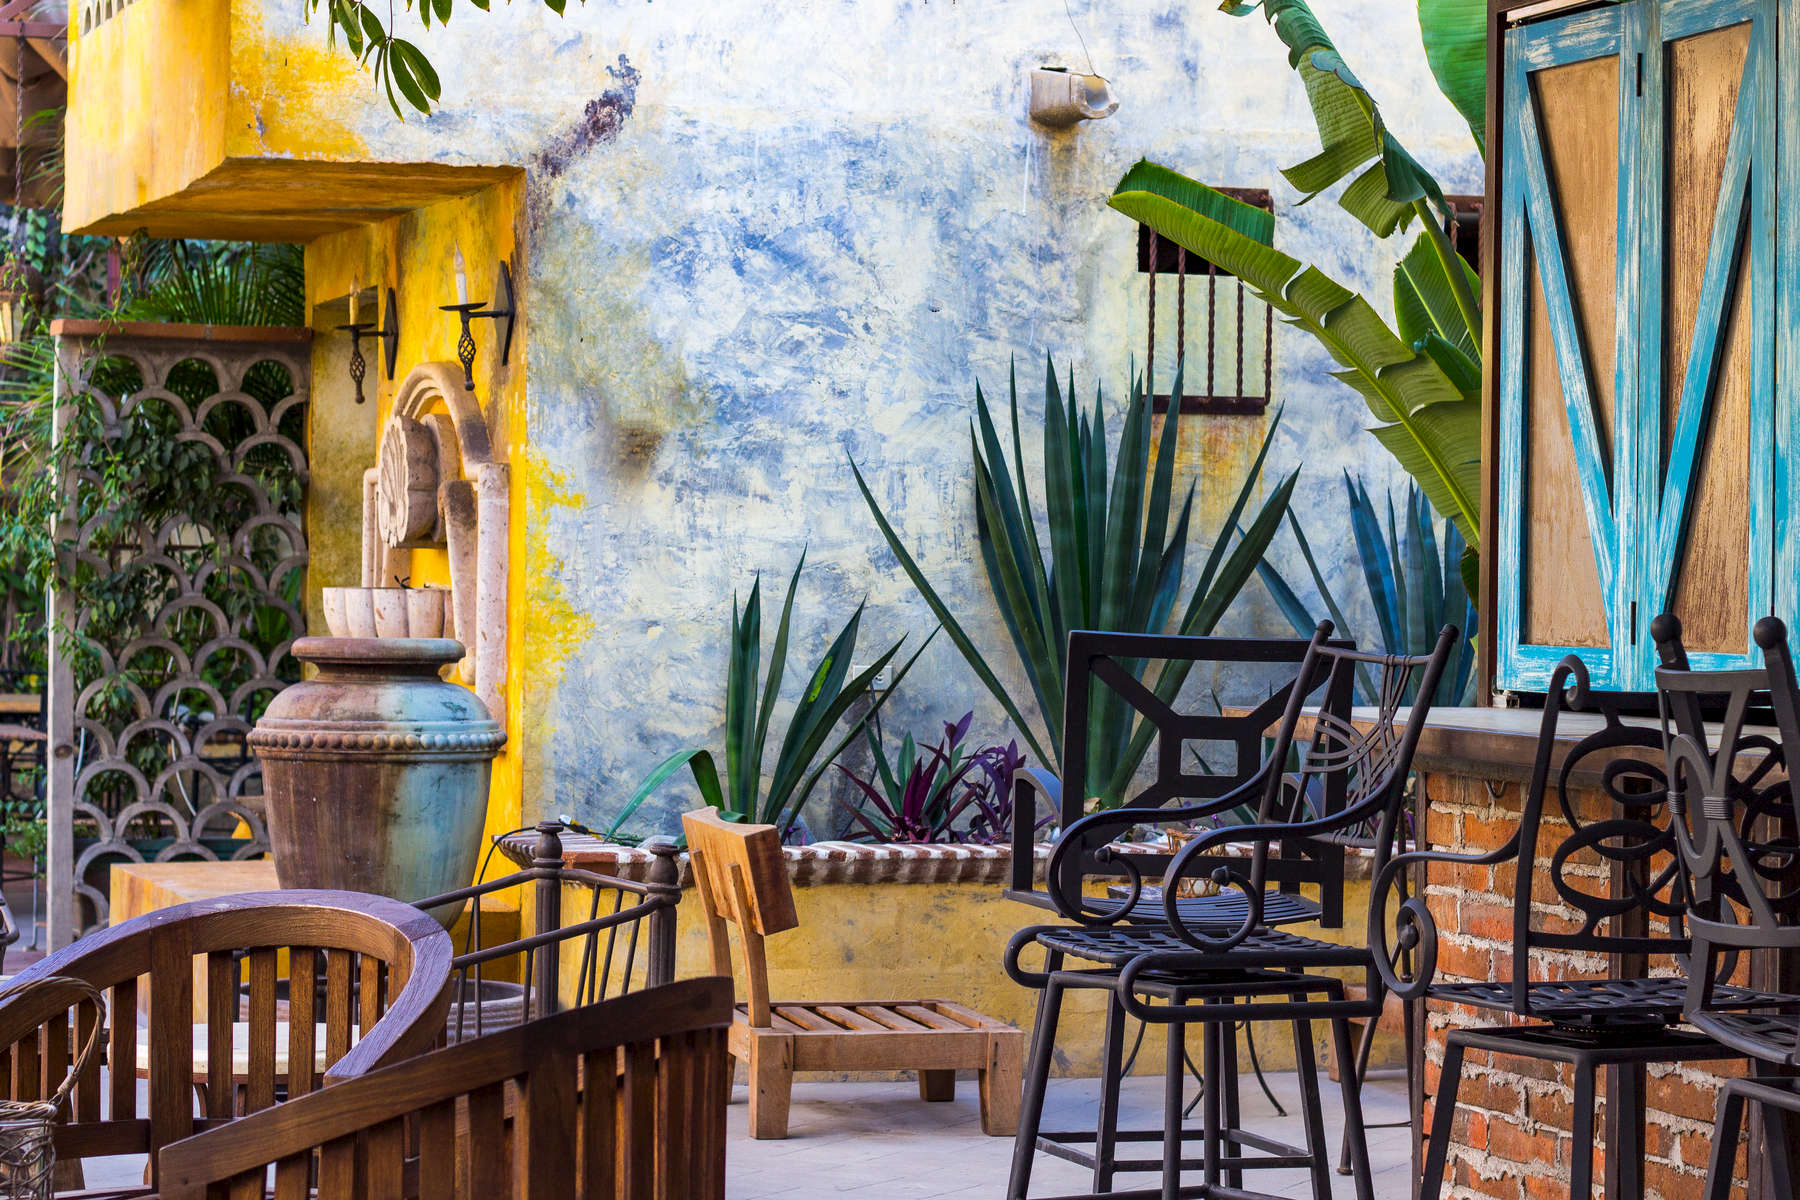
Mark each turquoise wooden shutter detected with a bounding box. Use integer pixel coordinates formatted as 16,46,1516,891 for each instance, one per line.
1496,6,1638,692
1635,0,1774,680
1495,0,1775,691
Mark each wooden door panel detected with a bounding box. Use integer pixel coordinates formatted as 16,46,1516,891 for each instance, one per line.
1497,8,1630,690
1647,0,1773,667
1521,58,1620,650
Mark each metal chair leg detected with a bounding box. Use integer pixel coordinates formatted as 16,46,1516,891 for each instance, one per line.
1337,1004,1380,1174
1570,1060,1597,1199
1760,1071,1796,1198
1201,1012,1221,1190
1163,1018,1186,1200
1418,1035,1465,1200
1008,972,1064,1200
1705,1080,1746,1200
1093,991,1127,1195
1221,1021,1243,1193
1289,1008,1332,1200
1330,1015,1374,1200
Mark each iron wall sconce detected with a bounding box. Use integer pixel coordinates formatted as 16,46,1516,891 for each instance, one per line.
439,259,516,391
335,287,399,405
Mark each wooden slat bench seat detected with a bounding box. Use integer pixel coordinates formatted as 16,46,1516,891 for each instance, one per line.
682,808,1023,1139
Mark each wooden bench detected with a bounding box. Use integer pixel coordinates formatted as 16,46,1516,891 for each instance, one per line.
681,807,1022,1139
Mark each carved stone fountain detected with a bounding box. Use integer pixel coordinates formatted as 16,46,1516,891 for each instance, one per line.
252,362,510,917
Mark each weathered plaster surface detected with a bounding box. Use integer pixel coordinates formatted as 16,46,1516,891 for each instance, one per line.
78,1,1483,838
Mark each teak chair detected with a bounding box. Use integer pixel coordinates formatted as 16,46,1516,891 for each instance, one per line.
157,976,732,1200
681,807,1023,1139
0,889,453,1196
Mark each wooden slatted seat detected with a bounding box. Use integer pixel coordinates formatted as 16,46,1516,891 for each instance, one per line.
682,807,1023,1139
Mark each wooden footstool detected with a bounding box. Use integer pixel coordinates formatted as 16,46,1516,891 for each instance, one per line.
682,808,1024,1139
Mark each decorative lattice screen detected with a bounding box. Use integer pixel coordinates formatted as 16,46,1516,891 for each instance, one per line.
46,324,310,945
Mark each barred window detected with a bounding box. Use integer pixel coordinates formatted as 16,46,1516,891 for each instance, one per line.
1138,187,1274,416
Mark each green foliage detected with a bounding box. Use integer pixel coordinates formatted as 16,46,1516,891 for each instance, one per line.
607,556,933,842
1129,0,1487,596
1418,0,1489,156
301,0,580,117
1109,164,1481,600
1220,0,1450,237
853,358,1296,807
0,239,309,815
1257,474,1476,706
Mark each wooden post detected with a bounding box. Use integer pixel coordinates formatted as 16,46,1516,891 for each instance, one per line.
530,822,563,1018
642,836,681,988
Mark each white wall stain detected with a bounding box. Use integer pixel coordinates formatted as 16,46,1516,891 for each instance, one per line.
266,0,1483,833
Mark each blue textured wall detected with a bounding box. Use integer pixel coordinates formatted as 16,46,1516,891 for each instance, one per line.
271,0,1483,835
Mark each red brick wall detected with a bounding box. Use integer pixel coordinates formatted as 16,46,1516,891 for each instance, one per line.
1418,769,1751,1200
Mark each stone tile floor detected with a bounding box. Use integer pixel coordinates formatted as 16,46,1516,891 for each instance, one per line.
726,1071,1413,1199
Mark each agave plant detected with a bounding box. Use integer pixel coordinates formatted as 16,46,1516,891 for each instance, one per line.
838,711,1027,845
1114,0,1486,597
1258,473,1476,706
606,555,933,842
853,358,1296,807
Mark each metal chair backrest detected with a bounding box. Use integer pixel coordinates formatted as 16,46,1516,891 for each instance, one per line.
1502,656,1682,1010
157,977,734,1200
0,889,453,1193
1654,614,1800,984
1047,622,1458,940
1017,630,1343,906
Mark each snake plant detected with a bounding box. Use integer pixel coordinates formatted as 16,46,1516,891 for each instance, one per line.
852,358,1296,807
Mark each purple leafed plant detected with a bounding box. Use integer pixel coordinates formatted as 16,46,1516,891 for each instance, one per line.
839,712,1034,845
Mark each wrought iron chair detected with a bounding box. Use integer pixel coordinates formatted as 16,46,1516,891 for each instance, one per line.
1377,651,1787,1200
1009,622,1457,1200
1001,629,1346,1197
1655,614,1800,1200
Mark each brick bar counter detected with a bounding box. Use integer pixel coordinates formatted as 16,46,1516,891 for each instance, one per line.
1392,707,1761,1200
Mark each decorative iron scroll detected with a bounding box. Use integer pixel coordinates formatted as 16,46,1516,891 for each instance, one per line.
46,328,310,945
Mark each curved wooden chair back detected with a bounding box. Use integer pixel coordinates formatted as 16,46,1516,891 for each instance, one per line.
157,976,733,1200
680,808,796,1027
0,889,453,1192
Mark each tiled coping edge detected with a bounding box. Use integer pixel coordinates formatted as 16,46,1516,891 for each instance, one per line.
497,833,1374,889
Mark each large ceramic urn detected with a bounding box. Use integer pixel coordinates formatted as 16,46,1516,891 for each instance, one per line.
249,637,505,925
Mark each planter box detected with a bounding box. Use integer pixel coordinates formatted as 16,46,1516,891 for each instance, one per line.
508,833,1401,1079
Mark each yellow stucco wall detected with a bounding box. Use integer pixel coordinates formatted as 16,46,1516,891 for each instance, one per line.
302,175,530,847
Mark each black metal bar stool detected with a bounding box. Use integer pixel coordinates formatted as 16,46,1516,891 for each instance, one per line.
1007,623,1457,1200
1377,651,1794,1200
1656,614,1800,1200
1003,629,1352,1199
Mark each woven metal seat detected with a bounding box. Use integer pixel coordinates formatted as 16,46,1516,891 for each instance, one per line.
1107,883,1323,929
1033,924,1367,972
1431,978,1792,1027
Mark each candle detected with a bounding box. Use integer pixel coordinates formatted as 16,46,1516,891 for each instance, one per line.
453,244,469,305
348,277,360,327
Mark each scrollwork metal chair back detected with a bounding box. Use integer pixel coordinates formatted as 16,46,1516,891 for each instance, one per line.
1028,627,1342,916
1049,622,1458,953
1654,615,1800,1021
1372,654,1687,1017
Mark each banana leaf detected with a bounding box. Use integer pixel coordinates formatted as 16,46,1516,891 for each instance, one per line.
1221,0,1450,235
1419,0,1488,156
1109,162,1481,553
